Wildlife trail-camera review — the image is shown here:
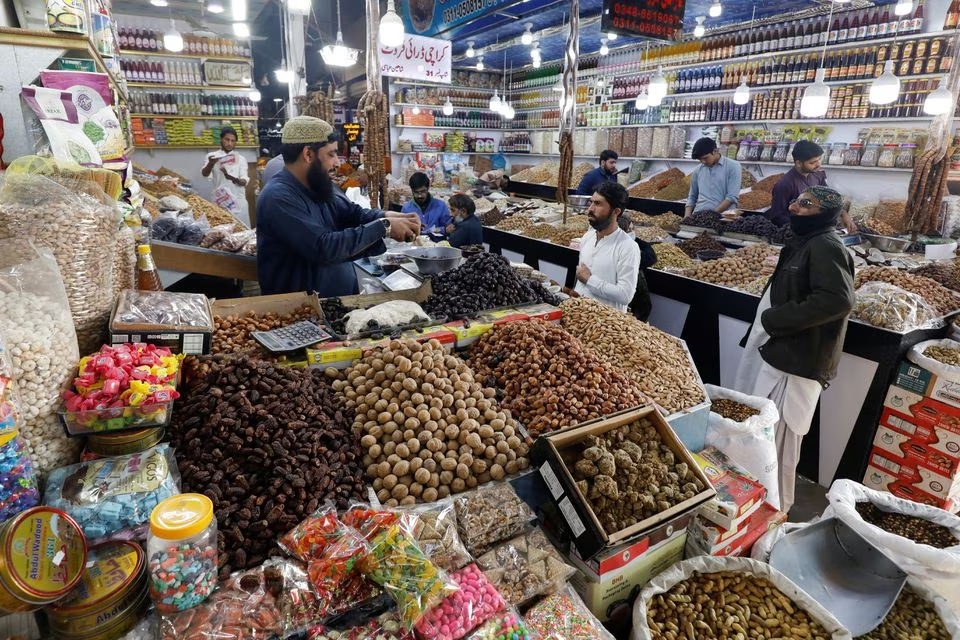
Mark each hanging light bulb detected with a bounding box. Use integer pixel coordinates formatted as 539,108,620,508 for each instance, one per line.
249,87,261,101
465,41,475,58
800,68,831,117
895,0,913,16
599,38,609,56
231,0,247,21
693,16,706,39
924,77,954,115
635,91,648,110
379,0,405,47
207,1,224,13
476,55,484,71
502,102,515,120
489,91,502,113
288,0,311,14
411,103,421,115
320,0,358,66
607,32,617,41
521,23,533,45
150,0,168,6
530,42,540,61
233,22,250,38
733,77,751,105
163,19,184,52
648,66,668,103
708,0,722,18
442,98,454,116
532,57,541,69
869,60,901,104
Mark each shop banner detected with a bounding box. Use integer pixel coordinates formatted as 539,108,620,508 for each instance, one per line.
600,0,685,42
380,34,452,84
401,0,516,37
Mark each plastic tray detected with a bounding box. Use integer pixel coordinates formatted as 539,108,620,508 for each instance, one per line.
59,399,176,436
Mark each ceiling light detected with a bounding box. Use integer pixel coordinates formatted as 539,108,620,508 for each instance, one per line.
648,92,664,107
501,102,515,120
233,22,250,38
249,87,261,101
163,20,184,52
635,92,648,110
321,0,359,67
895,0,913,16
532,57,541,68
275,65,292,83
465,41,475,57
531,43,541,60
442,98,454,115
800,68,831,117
733,78,751,105
599,38,609,56
150,0,168,6
489,91,502,112
924,77,954,115
231,0,247,21
708,0,722,18
521,23,533,45
607,32,617,41
207,1,224,13
693,16,706,38
869,60,900,105
648,66,668,102
411,104,420,115
476,56,484,71
288,0,311,13
380,0,405,47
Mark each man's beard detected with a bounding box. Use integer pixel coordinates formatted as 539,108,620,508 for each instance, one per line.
307,159,335,200
589,213,614,231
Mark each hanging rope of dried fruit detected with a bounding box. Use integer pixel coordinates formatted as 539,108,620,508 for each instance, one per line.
556,1,579,223
297,90,334,124
360,0,388,209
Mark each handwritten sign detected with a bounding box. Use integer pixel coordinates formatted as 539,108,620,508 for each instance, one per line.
380,34,451,83
601,0,685,42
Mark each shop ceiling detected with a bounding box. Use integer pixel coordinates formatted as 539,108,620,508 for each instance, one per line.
110,0,275,30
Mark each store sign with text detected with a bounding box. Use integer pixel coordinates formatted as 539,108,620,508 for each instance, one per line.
400,0,513,37
380,35,452,83
341,123,361,142
601,0,685,42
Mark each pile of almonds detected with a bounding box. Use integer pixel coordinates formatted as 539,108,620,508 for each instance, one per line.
467,320,648,437
560,298,705,414
330,338,530,506
855,266,960,315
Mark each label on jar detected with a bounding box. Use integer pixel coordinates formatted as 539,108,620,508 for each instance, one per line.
3,508,86,598
50,541,142,613
46,0,86,34
58,449,168,506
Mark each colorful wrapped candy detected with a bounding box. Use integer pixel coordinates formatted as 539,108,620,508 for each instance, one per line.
279,504,348,562
0,430,39,523
464,609,532,640
414,564,506,640
341,503,399,542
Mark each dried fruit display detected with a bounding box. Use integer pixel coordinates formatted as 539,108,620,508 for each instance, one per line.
710,399,761,422
737,190,774,211
677,234,726,258
857,586,952,640
651,243,694,270
855,502,959,549
751,173,786,193
855,266,960,315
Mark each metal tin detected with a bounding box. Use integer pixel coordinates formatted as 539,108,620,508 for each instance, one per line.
85,428,164,457
54,588,150,640
0,506,87,613
46,541,145,638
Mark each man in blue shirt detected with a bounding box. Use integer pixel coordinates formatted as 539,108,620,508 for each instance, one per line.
402,172,451,235
685,138,742,215
445,194,484,248
576,150,619,196
256,116,421,297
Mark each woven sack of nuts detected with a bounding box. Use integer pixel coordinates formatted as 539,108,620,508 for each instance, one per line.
907,339,960,382
824,480,960,579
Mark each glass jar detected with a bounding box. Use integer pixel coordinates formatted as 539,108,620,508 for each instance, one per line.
726,140,740,159
148,494,218,614
878,144,898,168
772,140,791,163
860,143,880,167
736,140,750,161
843,143,862,166
896,144,916,169
828,142,847,166
747,141,763,161
759,142,776,162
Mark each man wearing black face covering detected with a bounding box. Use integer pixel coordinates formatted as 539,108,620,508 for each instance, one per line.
734,185,855,514
256,116,421,296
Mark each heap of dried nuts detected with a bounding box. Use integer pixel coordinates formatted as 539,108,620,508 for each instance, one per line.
911,260,960,292
734,243,781,274
858,586,951,640
855,266,960,316
651,244,694,270
212,306,321,354
571,418,705,534
922,344,960,367
646,571,830,640
682,256,756,289
677,234,727,258
468,320,648,437
710,398,761,422
168,357,366,577
634,226,671,243
478,208,506,226
560,298,705,414
329,338,530,506
855,502,959,549
495,216,534,232
632,212,683,233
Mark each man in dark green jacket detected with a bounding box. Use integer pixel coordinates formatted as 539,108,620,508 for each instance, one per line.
734,186,854,514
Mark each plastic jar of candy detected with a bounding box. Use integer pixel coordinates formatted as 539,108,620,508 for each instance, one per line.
735,140,750,161
148,493,218,614
828,142,846,166
878,144,898,168
747,141,763,161
759,141,775,162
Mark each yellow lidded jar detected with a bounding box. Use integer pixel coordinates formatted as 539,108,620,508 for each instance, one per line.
148,493,218,614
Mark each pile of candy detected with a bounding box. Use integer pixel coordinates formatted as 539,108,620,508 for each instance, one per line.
62,343,183,433
524,585,616,640
0,431,39,521
414,564,505,640
149,542,219,614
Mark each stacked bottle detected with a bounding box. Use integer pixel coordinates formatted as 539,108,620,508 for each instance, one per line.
118,25,250,57
129,91,258,117
120,59,203,85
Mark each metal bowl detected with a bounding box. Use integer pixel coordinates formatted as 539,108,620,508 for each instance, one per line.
862,233,911,253
404,246,463,276
567,194,592,209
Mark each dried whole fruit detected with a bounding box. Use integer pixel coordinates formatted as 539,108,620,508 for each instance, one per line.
710,398,761,422
213,305,321,354
855,266,960,316
855,502,959,549
677,234,726,258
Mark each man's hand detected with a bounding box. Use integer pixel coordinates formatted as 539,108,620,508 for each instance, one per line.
445,223,455,235
576,263,592,284
385,213,421,242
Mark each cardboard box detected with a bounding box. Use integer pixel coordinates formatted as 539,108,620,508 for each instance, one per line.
862,460,959,513
211,291,321,319
306,337,389,369
568,530,686,623
687,502,787,556
516,302,563,323
882,385,960,437
864,447,960,504
692,446,767,530
109,291,215,356
325,281,433,313
894,361,960,410
532,406,716,559
399,325,456,349
444,319,496,349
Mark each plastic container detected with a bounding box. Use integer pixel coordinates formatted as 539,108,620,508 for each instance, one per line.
828,142,847,166
736,140,750,161
85,428,164,458
45,541,147,640
747,141,762,162
877,144,898,168
772,141,791,163
844,143,863,166
59,398,175,436
860,143,880,167
148,493,218,614
896,144,916,169
0,506,87,614
759,142,775,162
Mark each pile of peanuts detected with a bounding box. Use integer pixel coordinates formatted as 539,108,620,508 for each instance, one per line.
855,266,960,316
646,571,831,640
859,586,951,640
330,339,530,506
212,306,321,354
923,344,960,367
682,256,757,289
467,320,648,437
652,244,694,270
560,298,705,414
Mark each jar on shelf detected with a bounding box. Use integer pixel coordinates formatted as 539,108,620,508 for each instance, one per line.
773,140,791,163
148,494,218,614
736,140,750,161
844,143,863,166
726,140,740,159
747,141,763,162
759,142,775,162
860,143,880,167
896,144,916,169
828,142,847,166
878,144,898,168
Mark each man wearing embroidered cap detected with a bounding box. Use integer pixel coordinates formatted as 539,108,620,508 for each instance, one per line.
256,116,421,296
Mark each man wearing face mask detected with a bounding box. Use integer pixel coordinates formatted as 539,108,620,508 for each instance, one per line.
256,116,421,296
445,194,483,248
570,182,641,312
734,186,855,514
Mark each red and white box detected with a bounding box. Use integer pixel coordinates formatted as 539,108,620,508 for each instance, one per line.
863,447,960,511
693,446,767,531
687,502,788,557
883,384,960,436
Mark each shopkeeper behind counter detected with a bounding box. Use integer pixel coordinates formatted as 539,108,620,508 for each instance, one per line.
767,141,857,234
686,138,742,215
256,116,421,297
402,172,452,236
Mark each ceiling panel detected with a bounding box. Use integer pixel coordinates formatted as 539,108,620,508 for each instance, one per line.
110,0,274,31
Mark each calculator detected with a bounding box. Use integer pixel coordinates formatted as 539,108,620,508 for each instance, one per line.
252,321,333,352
